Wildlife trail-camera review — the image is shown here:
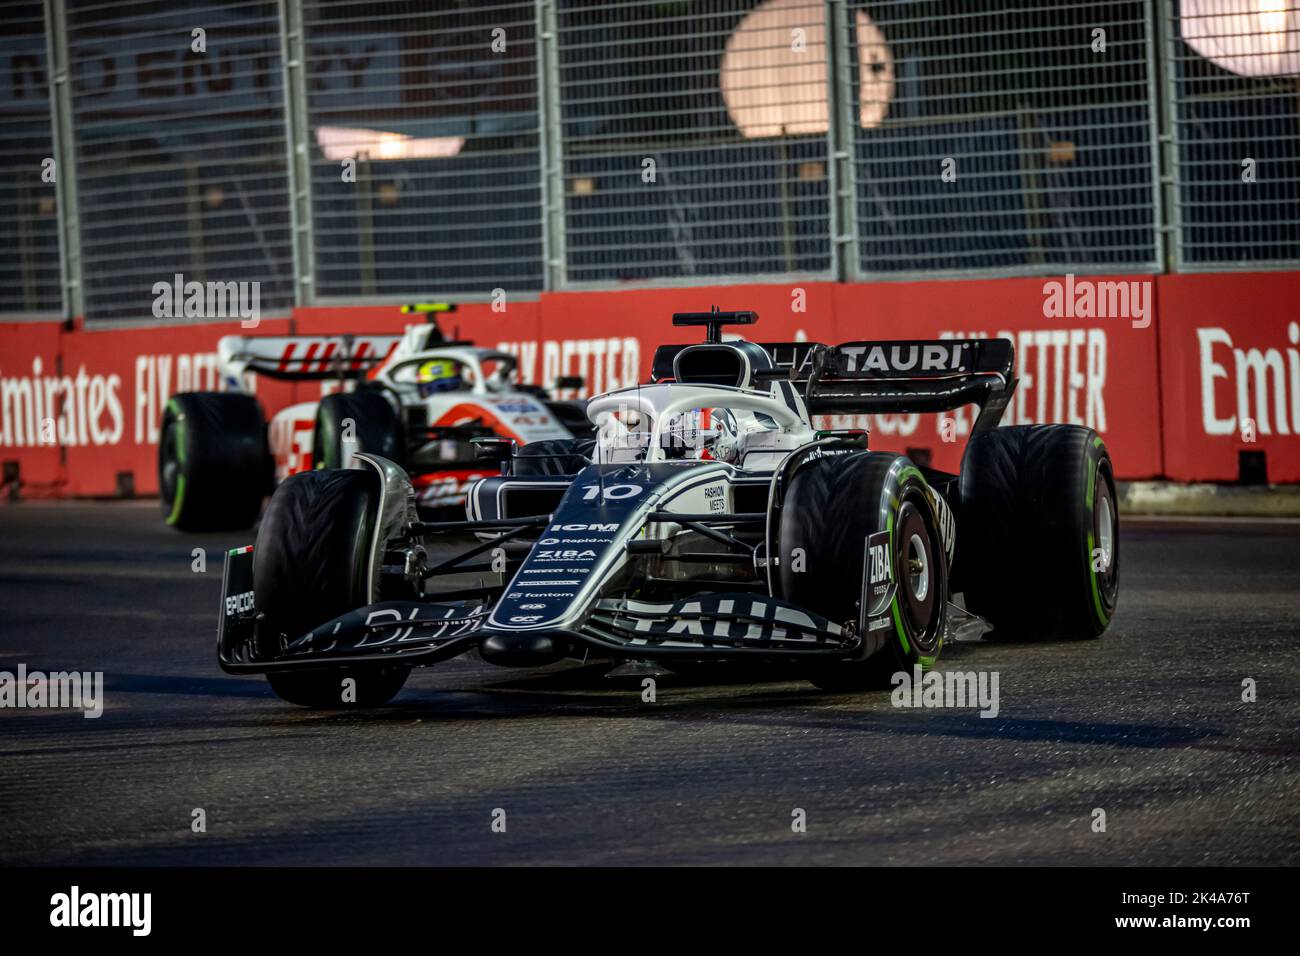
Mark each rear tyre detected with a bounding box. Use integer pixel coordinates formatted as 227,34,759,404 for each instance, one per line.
254,469,409,708
778,452,948,691
159,392,269,531
958,424,1118,640
313,390,405,470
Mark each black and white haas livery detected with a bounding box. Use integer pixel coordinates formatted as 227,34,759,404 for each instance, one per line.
218,309,1119,708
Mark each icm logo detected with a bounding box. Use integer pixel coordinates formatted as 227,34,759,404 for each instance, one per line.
551,523,618,532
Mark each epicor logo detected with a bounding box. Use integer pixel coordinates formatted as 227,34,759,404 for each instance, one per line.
224,591,254,616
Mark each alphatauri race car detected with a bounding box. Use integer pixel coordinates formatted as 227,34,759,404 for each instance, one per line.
160,304,587,530
218,309,1119,707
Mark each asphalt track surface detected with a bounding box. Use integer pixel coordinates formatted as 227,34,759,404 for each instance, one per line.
1,500,1297,866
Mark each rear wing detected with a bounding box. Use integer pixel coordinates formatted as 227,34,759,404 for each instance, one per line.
651,336,1017,433
217,334,404,382
218,303,458,383
790,338,1017,433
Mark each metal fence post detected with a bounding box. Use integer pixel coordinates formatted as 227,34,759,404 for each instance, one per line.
279,0,316,306
43,0,82,319
1152,0,1182,272
1143,0,1167,272
825,0,860,283
537,0,566,291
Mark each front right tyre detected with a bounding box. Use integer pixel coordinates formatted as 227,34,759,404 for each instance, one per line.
253,468,409,708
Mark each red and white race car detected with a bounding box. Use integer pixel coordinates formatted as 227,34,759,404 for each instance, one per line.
158,308,585,531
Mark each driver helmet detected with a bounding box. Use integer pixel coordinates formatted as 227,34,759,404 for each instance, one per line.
416,358,463,397
661,412,706,460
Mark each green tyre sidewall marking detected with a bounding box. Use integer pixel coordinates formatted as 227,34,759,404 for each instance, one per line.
884,461,941,670
315,406,339,470
164,399,186,526
1086,445,1111,629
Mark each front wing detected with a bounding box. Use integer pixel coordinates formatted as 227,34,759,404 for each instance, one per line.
218,549,872,672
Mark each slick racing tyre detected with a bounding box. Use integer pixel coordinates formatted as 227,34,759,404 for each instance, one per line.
254,469,409,708
159,392,270,532
779,452,948,691
313,390,405,470
512,438,597,476
958,424,1118,640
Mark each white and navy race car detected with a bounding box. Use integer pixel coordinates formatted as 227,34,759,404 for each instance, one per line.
218,309,1119,707
159,304,584,530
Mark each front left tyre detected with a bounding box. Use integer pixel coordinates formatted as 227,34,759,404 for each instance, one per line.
159,392,270,531
253,468,409,708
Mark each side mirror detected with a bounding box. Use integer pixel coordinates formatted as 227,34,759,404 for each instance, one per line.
471,437,516,462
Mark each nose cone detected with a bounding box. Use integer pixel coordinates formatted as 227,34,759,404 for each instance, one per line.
479,632,565,667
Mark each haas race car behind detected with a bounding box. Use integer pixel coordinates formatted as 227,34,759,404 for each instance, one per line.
218,309,1120,708
159,303,589,530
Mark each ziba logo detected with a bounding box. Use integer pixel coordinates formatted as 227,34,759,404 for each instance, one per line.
868,544,890,582
536,550,597,560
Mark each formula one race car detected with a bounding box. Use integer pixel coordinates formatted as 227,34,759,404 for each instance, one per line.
160,304,587,530
218,309,1119,707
